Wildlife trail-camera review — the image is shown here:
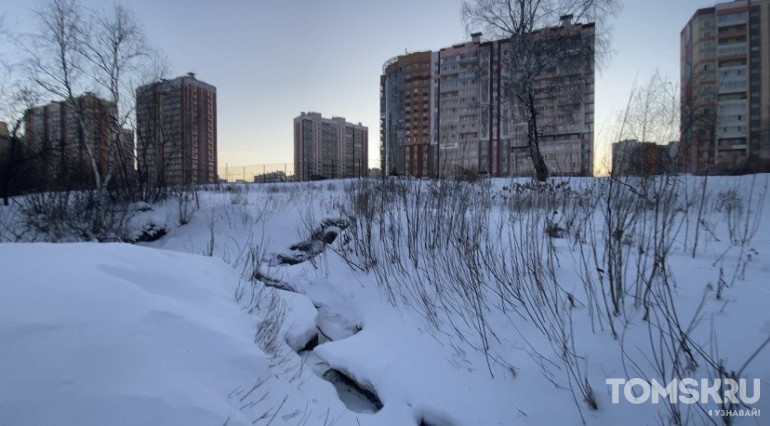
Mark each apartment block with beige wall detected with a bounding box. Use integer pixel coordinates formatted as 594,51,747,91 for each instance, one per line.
681,0,770,174
436,39,485,176
294,112,368,181
508,19,595,177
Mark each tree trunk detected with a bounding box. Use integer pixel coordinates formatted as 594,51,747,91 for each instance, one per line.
527,94,549,181
2,182,9,206
528,138,549,182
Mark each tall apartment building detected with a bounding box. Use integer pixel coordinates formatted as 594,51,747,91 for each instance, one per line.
380,51,435,176
380,17,595,178
681,0,770,174
23,93,134,190
136,73,217,186
294,112,368,181
436,38,487,176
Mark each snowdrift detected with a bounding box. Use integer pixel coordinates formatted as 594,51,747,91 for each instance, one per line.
0,243,269,426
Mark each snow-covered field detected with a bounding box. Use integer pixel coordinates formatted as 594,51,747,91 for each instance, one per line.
1,175,768,425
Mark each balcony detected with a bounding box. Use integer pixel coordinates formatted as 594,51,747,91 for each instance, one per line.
717,11,747,27
717,42,747,57
717,77,747,94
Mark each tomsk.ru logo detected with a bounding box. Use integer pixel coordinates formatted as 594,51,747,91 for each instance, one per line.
606,378,760,405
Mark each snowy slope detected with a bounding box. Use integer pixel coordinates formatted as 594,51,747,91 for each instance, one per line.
0,244,306,426
139,177,769,424
1,176,769,425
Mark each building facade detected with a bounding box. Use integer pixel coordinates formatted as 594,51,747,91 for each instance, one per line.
23,93,134,190
380,51,434,176
436,37,486,176
612,139,678,175
380,17,595,178
681,0,770,174
293,112,368,181
136,73,217,186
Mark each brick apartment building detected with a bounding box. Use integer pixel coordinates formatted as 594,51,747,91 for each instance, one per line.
23,93,134,190
136,73,217,186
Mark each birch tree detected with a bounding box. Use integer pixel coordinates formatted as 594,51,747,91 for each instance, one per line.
21,0,165,235
463,0,619,180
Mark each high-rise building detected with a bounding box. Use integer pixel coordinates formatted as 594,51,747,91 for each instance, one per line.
436,37,486,176
136,73,217,186
380,51,434,176
23,93,134,190
294,112,368,181
681,0,770,174
380,17,595,178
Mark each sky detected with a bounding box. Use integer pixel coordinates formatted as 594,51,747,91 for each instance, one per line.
1,0,719,173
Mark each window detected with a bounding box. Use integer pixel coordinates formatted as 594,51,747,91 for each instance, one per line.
717,12,747,25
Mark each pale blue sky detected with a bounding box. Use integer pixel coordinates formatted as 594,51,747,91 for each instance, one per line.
2,0,717,170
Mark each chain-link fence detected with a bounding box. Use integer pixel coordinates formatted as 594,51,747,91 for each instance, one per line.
219,159,382,183
219,163,294,183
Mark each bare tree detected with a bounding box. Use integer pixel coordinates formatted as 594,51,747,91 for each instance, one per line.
611,73,679,176
463,0,619,181
0,87,45,206
81,4,159,198
17,0,165,237
680,65,717,175
616,73,679,146
0,18,46,205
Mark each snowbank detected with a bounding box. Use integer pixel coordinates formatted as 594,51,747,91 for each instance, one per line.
3,176,769,425
0,243,269,426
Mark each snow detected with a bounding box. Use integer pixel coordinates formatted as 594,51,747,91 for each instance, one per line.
1,176,769,425
1,244,270,425
279,289,319,352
